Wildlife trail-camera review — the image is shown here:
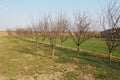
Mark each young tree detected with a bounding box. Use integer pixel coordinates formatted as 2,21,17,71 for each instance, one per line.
15,28,24,37
101,1,120,61
32,24,40,49
47,17,59,59
25,27,33,38
6,28,14,36
56,15,69,47
15,28,25,47
40,18,49,42
69,13,94,54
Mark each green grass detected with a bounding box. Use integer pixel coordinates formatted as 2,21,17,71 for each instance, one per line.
0,36,120,80
27,37,120,57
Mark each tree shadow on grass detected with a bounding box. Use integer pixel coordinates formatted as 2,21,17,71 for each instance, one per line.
16,47,36,56
56,47,120,79
80,52,120,70
55,47,80,64
56,47,120,70
56,47,78,57
14,43,52,60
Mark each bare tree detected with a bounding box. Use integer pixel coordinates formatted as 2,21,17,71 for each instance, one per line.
69,13,94,54
25,27,33,38
32,24,40,49
56,15,69,47
47,17,59,59
40,18,49,42
100,1,120,61
15,28,25,37
6,28,14,36
15,28,25,47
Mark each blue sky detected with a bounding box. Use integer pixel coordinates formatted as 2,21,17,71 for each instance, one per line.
0,0,110,30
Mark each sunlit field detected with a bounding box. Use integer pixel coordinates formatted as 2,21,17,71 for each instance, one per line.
0,0,120,80
0,34,120,80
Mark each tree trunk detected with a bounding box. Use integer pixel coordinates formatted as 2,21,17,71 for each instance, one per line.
52,45,55,59
77,45,80,54
109,52,112,61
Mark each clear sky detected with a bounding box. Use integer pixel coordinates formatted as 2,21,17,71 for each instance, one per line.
0,0,111,30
